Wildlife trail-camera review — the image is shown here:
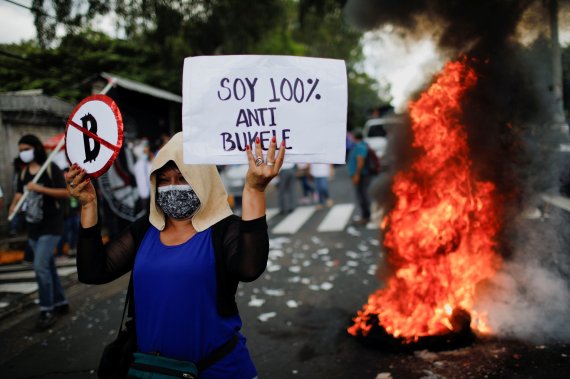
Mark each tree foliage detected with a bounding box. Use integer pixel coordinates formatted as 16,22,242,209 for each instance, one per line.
0,0,388,129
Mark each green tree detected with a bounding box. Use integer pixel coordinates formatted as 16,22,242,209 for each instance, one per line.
0,31,160,101
0,0,389,129
294,0,390,129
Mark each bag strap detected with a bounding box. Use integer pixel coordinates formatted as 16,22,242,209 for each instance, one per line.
197,333,239,371
116,271,134,337
116,219,147,338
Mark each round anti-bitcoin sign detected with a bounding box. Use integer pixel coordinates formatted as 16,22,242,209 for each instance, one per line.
65,95,124,178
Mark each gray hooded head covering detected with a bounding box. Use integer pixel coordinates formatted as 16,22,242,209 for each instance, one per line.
149,132,233,231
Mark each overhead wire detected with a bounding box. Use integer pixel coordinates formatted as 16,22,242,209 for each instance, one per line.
2,0,86,34
2,0,58,20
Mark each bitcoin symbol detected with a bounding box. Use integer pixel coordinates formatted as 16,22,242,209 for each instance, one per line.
81,113,100,163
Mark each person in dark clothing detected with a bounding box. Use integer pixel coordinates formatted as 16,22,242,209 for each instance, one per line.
0,183,3,215
9,157,27,237
347,130,373,225
8,134,70,330
560,155,570,197
67,132,285,379
56,173,81,258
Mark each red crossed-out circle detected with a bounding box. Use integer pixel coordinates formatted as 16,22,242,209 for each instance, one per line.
65,94,124,179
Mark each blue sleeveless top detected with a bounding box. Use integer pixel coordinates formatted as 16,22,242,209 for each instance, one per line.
133,227,257,379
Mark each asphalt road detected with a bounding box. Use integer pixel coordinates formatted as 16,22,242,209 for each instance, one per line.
1,167,569,379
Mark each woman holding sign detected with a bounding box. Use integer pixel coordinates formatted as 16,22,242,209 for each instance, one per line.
68,132,285,379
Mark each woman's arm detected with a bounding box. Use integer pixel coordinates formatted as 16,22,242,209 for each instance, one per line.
66,164,98,228
26,163,70,199
26,183,69,199
224,137,285,280
67,163,139,284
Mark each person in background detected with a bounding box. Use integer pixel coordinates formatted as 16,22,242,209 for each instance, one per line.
56,169,81,258
134,139,154,215
347,130,372,225
560,154,570,197
9,157,35,263
52,154,79,258
345,130,355,164
8,134,70,330
0,183,4,215
296,163,315,205
69,133,285,379
277,162,296,214
9,157,27,237
155,132,171,154
309,163,334,210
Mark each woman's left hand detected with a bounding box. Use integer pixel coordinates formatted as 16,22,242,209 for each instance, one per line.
245,136,286,192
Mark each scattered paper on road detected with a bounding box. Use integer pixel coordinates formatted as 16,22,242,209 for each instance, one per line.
258,312,277,322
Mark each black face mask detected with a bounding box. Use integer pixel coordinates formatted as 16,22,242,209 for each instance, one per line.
156,184,201,220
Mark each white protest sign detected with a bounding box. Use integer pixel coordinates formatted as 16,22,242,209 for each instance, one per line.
65,94,124,178
182,55,347,164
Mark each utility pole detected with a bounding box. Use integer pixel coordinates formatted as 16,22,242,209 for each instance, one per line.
549,0,567,126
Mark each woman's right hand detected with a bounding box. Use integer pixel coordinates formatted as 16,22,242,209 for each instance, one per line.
66,163,96,206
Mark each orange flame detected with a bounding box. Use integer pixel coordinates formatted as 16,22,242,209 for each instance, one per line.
348,58,502,341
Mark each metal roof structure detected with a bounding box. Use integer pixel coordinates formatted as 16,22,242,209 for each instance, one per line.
101,72,182,103
0,89,73,117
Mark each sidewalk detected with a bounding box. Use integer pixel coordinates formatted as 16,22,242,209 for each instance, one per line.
0,235,27,265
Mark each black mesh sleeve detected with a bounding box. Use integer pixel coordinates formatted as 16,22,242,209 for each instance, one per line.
76,218,147,284
225,216,269,282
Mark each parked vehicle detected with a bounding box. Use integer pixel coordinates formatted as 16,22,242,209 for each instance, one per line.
219,164,249,209
362,115,403,168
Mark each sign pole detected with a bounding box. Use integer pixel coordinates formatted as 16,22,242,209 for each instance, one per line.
7,78,116,221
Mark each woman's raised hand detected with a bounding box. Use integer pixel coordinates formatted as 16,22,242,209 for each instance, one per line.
245,136,286,192
66,163,97,206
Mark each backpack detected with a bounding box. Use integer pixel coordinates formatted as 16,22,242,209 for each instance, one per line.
365,146,381,175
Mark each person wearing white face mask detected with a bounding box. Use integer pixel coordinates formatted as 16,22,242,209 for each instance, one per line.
67,132,286,379
8,134,71,330
133,139,154,215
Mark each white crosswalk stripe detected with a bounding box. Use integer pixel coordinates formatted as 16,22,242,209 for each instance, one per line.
268,203,378,234
272,206,317,234
317,203,355,232
265,208,280,221
0,259,77,311
0,267,77,281
0,282,38,295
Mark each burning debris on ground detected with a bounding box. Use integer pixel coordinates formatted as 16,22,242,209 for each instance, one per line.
352,309,476,353
348,58,499,348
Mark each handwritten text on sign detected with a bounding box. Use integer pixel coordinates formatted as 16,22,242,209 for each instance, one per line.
182,55,347,164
